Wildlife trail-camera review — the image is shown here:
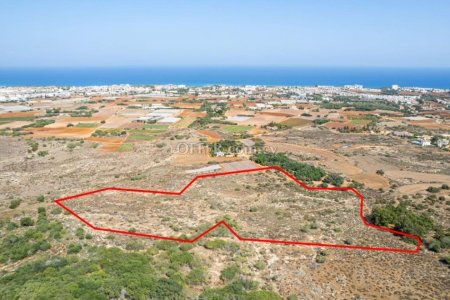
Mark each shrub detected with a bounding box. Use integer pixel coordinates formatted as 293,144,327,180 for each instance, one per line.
50,207,62,215
254,261,266,270
376,169,385,175
9,199,22,209
169,251,193,268
440,256,450,265
67,243,82,254
204,239,227,250
426,186,440,193
75,227,85,239
220,265,240,282
125,241,144,251
20,217,34,227
316,255,326,263
343,239,353,245
6,222,18,231
322,174,344,187
37,151,48,157
37,195,45,202
251,152,326,182
427,239,441,252
313,118,329,125
370,203,434,239
186,267,206,286
442,184,449,190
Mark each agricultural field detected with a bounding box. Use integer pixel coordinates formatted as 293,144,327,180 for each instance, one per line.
280,117,311,127
74,122,99,128
223,124,255,133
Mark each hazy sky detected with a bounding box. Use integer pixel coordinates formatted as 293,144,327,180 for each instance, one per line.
1,0,449,68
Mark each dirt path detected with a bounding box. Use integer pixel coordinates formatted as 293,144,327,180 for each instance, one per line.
396,183,443,195
386,170,450,183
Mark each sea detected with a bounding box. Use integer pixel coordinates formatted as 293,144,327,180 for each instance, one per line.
0,67,449,88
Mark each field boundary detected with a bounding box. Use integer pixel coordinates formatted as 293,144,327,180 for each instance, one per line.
54,166,422,253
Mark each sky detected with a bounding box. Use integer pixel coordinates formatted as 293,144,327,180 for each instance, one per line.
0,0,449,68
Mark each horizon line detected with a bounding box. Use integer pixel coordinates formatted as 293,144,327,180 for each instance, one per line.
2,65,450,70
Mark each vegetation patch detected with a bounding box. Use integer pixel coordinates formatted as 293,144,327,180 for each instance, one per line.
280,118,311,127
370,202,434,241
223,125,254,133
92,129,127,137
75,122,98,128
118,143,133,152
262,122,292,131
251,152,326,182
209,140,243,156
143,124,169,132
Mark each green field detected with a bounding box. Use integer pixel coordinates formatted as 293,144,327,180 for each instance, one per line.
75,123,98,128
127,134,156,141
118,143,133,152
223,125,254,133
280,118,311,127
348,116,378,126
143,124,169,130
0,116,34,125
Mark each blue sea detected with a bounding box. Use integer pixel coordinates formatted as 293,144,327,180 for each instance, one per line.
0,67,449,88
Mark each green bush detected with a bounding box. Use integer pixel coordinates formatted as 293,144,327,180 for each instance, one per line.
440,256,450,265
254,261,266,270
125,241,144,251
37,195,45,202
313,118,329,125
426,186,440,193
67,243,82,254
204,239,227,250
9,199,22,209
6,222,18,231
427,239,441,252
220,265,240,282
75,227,85,239
20,217,34,227
186,267,206,286
322,174,344,187
251,152,326,182
37,150,49,157
370,203,434,239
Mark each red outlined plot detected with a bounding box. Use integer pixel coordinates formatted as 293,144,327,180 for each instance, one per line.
54,166,422,253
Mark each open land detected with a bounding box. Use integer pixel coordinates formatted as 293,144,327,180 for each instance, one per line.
0,85,449,299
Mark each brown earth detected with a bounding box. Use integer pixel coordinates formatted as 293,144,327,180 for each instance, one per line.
197,130,222,142
0,111,39,118
0,121,33,129
25,127,96,138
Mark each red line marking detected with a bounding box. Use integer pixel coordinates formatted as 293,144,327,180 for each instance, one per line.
54,166,422,253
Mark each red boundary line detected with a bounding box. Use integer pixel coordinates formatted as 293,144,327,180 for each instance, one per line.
54,166,421,253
